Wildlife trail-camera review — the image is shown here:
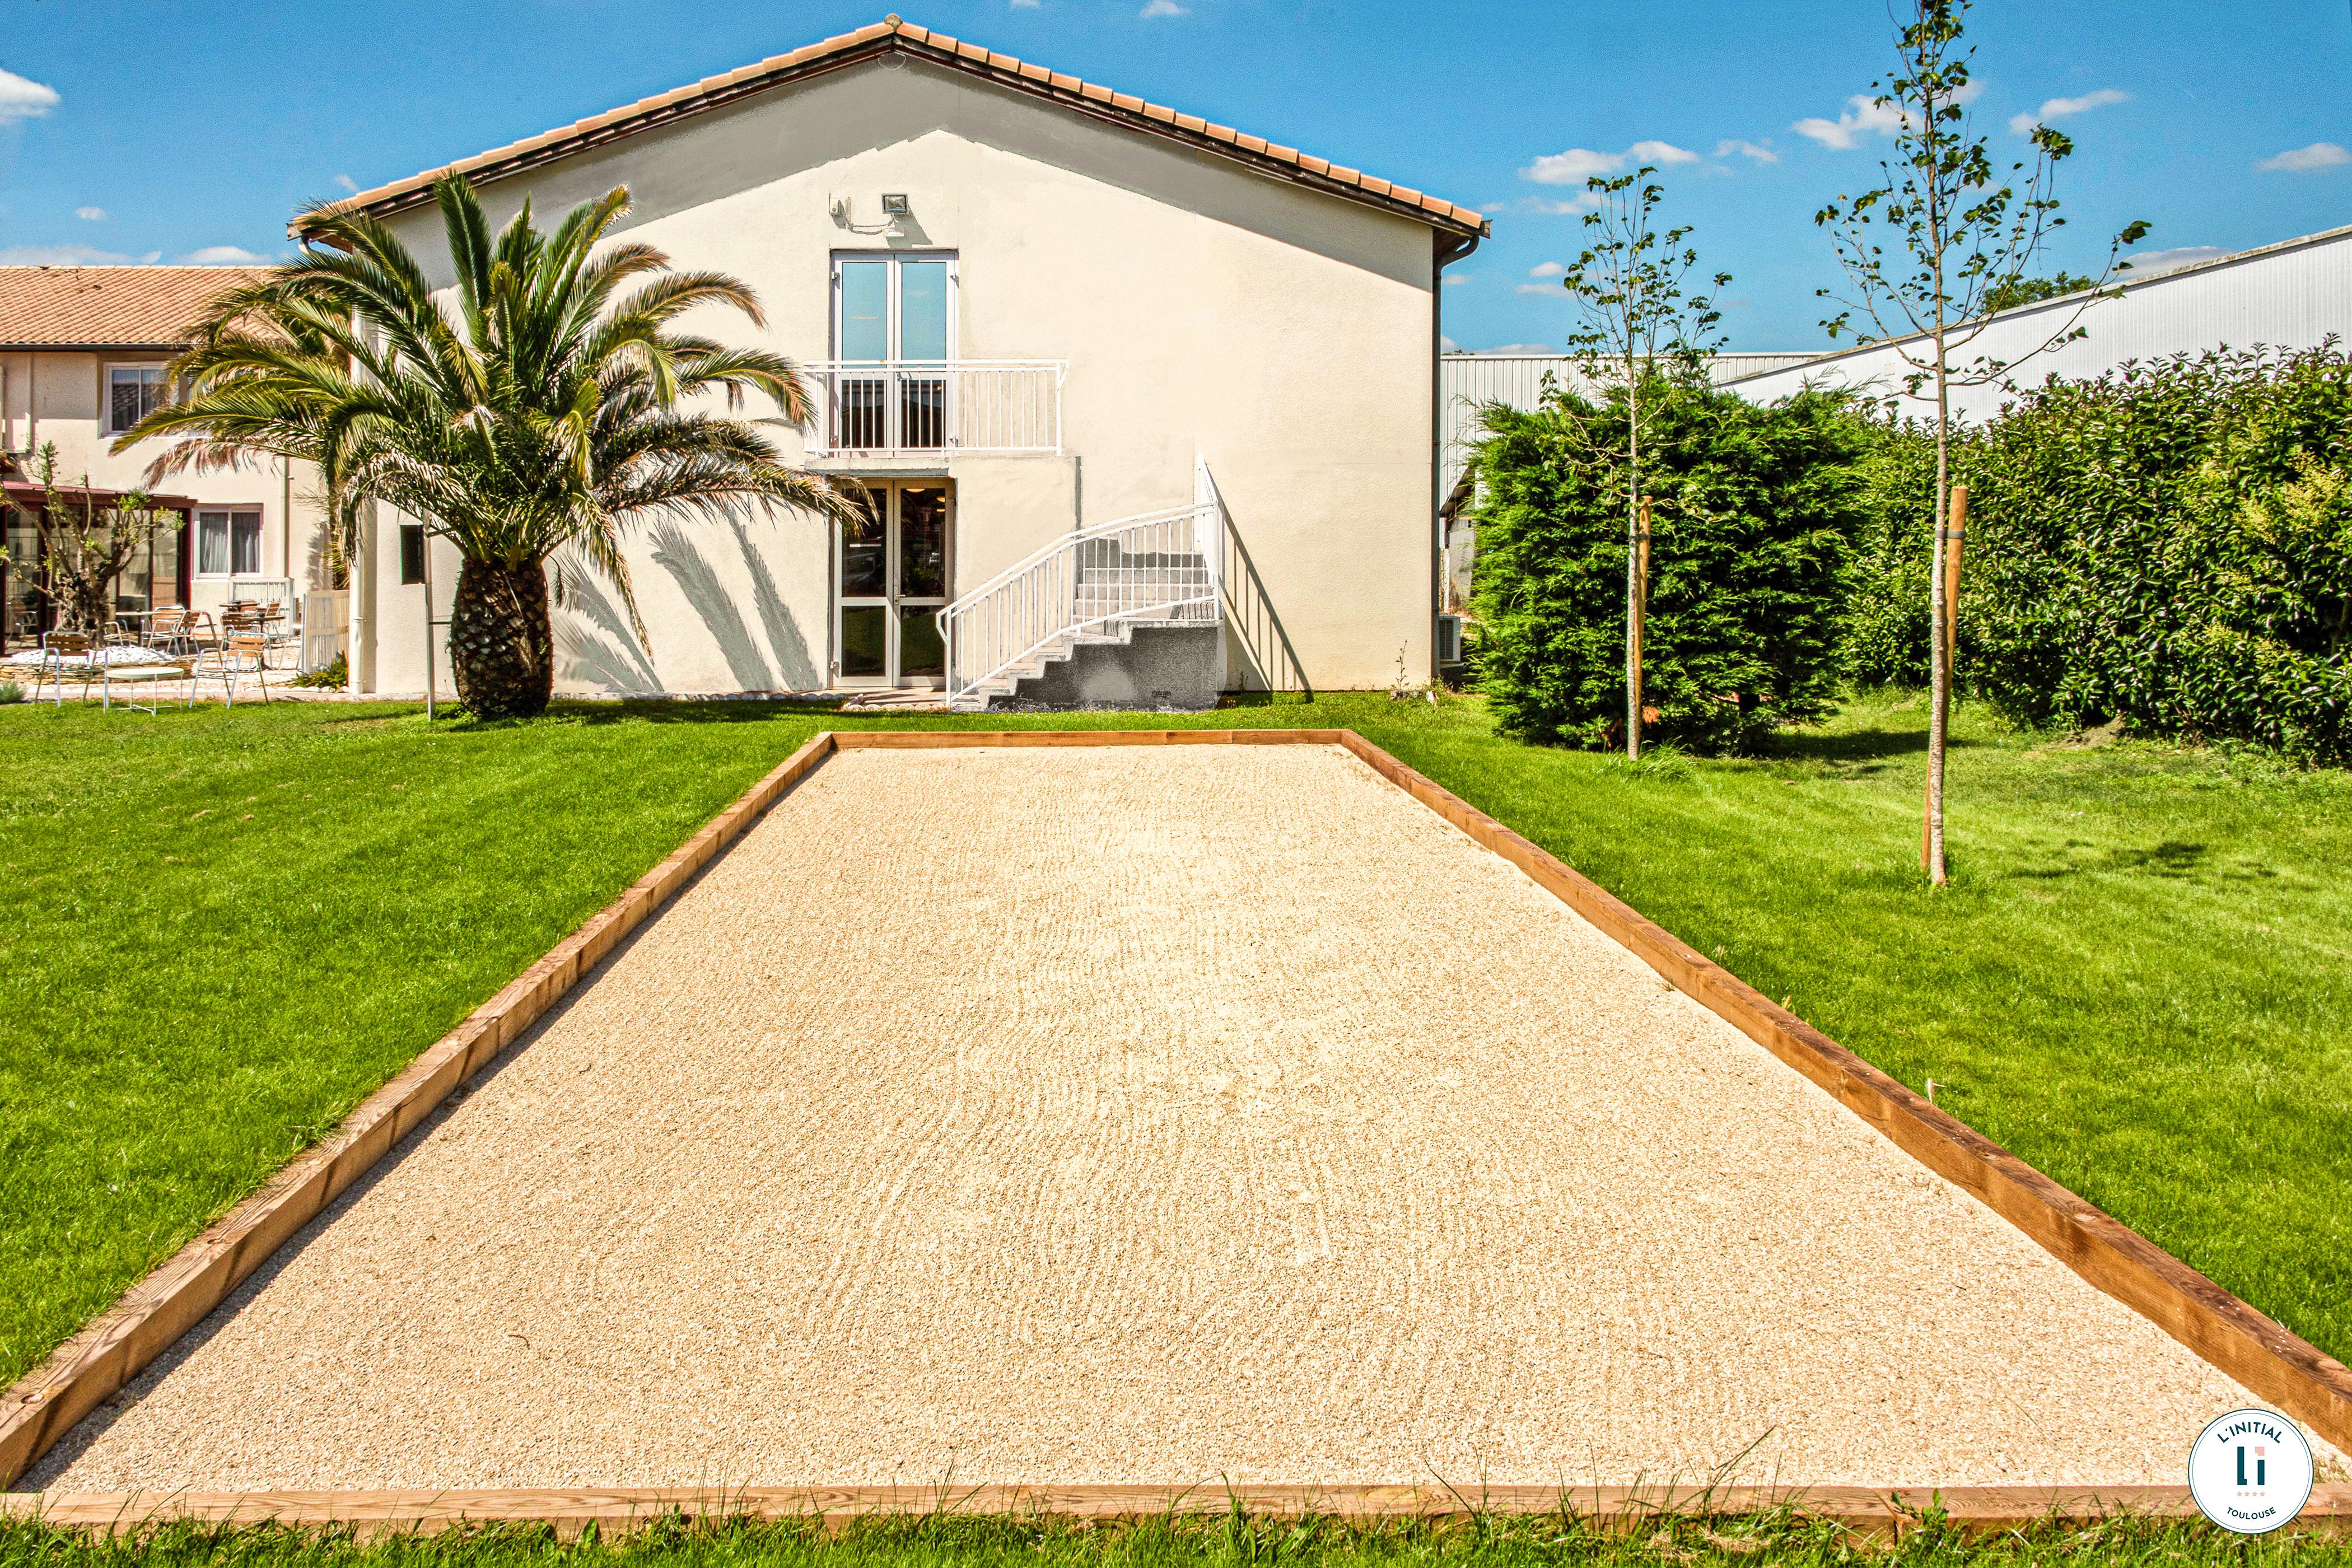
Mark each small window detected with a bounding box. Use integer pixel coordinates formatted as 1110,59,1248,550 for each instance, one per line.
195,508,262,576
399,523,427,586
109,366,168,433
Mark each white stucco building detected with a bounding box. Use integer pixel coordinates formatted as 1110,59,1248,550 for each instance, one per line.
309,16,1487,703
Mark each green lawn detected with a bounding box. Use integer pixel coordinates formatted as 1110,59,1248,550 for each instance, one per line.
1,689,2346,1404
3,1509,2350,1568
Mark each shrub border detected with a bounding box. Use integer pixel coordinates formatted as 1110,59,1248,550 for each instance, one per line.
4,726,2348,1513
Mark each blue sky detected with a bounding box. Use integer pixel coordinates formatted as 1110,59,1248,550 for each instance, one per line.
1,0,2346,349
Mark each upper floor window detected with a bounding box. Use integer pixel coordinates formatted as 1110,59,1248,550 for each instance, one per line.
833,254,955,363
195,507,262,577
108,365,169,434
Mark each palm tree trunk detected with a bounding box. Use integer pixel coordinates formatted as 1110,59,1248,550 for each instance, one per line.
450,555,554,718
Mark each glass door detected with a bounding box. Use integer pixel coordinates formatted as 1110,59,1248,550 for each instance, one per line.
830,254,956,452
836,480,953,688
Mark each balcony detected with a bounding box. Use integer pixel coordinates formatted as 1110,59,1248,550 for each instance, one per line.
801,361,1066,458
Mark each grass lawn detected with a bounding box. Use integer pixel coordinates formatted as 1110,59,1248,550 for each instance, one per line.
13,1514,2352,1568
1,689,2346,1407
4,1510,2351,1568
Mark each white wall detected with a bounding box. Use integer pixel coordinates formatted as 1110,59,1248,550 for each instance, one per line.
360,53,1444,695
1724,226,2352,423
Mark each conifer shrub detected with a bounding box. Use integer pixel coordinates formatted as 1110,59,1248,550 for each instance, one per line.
1469,378,1868,752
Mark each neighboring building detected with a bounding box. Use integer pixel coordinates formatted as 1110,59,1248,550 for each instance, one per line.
1435,351,1819,612
306,16,1486,702
0,267,333,648
1722,222,2352,421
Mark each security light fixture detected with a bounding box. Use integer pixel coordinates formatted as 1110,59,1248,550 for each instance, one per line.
881,194,911,215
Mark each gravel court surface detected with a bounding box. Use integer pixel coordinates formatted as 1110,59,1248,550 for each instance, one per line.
33,744,2326,1492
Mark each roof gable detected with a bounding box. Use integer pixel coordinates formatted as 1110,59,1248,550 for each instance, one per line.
296,17,1487,241
0,266,270,351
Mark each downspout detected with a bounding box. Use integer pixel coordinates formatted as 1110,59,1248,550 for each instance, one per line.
1430,227,1481,684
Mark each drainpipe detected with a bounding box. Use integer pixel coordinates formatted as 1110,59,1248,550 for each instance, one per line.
1430,228,1481,685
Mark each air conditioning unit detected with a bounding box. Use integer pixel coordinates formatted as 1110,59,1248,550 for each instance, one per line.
1435,613,1463,665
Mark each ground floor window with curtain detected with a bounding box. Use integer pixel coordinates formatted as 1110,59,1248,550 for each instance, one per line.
197,508,262,576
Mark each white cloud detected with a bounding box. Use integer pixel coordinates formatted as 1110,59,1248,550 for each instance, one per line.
1477,201,1507,214
1441,334,1460,353
1793,94,1908,150
1796,82,1980,149
2123,245,2228,276
1629,139,1700,166
1520,192,1602,216
1011,0,1040,7
1715,139,1779,164
1441,273,1472,287
1522,148,1620,185
334,174,360,193
1138,0,1186,15
0,242,154,265
0,67,60,126
1526,261,1565,278
2258,141,2349,174
1472,343,1554,354
74,205,107,221
2009,88,2129,137
1522,141,1697,185
178,244,271,265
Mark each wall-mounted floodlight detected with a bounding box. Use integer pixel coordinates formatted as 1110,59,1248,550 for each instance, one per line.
880,194,911,215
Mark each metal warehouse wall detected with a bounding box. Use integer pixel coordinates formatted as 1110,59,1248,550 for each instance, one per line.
1723,223,2352,423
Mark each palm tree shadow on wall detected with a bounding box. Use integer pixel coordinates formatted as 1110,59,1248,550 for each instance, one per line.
554,550,662,695
729,518,818,690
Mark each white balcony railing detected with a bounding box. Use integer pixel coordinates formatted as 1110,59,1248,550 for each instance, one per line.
800,361,1065,457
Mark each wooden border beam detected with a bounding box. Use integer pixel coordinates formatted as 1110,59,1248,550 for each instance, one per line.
6,726,2348,1508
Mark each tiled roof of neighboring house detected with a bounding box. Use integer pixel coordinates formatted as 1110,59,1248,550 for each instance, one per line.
296,16,1489,242
0,266,272,350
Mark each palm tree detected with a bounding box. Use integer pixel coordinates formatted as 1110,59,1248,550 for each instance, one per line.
121,175,862,717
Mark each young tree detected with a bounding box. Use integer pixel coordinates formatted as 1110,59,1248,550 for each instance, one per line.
0,444,176,634
1560,168,1728,758
1814,0,2147,883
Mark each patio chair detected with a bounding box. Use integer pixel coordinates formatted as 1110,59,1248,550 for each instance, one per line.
29,632,101,707
188,633,274,707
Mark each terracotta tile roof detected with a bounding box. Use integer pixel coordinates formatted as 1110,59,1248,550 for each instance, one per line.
0,266,272,350
295,16,1488,241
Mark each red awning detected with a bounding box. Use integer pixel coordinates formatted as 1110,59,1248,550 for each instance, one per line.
2,482,197,512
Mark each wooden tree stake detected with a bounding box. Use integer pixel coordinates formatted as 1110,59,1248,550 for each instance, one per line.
1631,496,1652,744
1923,484,1967,872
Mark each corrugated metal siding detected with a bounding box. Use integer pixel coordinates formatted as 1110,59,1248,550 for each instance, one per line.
1725,224,2352,422
1439,352,1820,499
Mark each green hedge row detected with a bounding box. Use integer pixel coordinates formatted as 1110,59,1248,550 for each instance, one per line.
1846,345,2352,763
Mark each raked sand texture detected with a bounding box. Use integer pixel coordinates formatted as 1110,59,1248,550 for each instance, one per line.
35,745,2294,1492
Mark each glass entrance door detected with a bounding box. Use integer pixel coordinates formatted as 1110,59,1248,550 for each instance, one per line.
836,480,952,688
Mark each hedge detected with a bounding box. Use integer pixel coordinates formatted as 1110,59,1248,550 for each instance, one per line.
1846,344,2352,763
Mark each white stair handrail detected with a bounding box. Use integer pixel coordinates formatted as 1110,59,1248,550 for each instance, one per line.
936,459,1227,707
